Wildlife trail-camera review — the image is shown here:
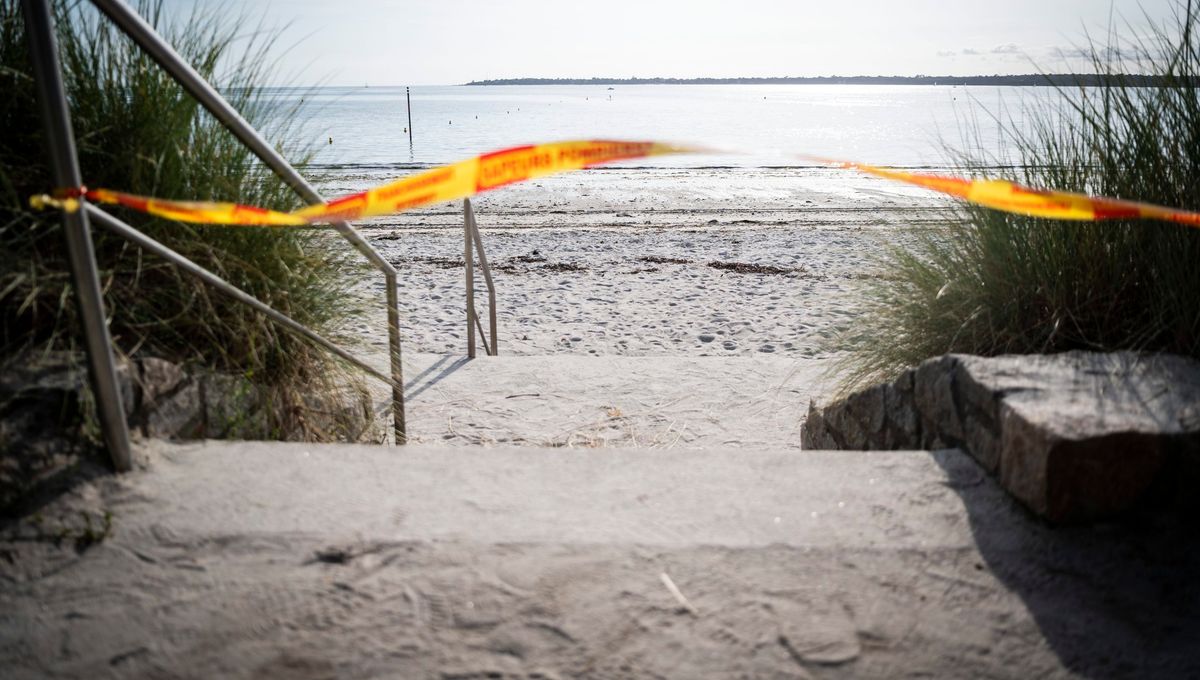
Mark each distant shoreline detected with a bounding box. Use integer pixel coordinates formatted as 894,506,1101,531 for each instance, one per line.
464,74,1171,87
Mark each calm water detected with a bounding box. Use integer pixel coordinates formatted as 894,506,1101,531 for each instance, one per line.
279,84,1066,171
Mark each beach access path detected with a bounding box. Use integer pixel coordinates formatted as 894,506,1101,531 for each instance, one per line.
5,168,1197,677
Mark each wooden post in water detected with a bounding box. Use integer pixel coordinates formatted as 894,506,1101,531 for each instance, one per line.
406,86,413,146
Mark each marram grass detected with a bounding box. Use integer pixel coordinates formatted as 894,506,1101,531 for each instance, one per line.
0,1,369,438
837,1,1200,389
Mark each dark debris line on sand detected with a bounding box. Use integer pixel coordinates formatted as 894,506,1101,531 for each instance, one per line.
706,261,807,276
391,253,813,277
638,255,810,277
639,255,693,265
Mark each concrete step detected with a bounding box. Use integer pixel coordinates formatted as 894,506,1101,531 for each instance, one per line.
3,440,1197,678
392,353,834,449
123,441,988,549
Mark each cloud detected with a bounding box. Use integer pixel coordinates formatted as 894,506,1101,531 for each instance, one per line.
1046,43,1160,66
1051,46,1091,60
936,50,957,57
955,44,1022,58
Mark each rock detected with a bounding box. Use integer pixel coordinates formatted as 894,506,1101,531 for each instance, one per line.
143,379,202,440
804,370,918,451
137,358,183,406
199,373,262,439
803,352,1200,522
977,353,1198,521
2,351,385,512
137,358,202,439
0,353,106,512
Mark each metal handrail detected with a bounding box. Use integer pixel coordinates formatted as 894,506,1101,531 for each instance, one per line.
21,0,408,473
463,199,498,358
22,0,132,469
88,0,406,443
87,206,402,392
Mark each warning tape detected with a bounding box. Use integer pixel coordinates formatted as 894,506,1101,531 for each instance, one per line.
819,159,1200,227
78,140,694,227
30,139,1200,228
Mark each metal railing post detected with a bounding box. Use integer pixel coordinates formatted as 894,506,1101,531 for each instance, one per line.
467,202,498,355
462,199,498,358
22,0,132,471
464,200,476,359
385,275,406,443
87,0,406,444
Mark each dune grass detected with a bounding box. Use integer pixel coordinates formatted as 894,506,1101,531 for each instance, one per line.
0,1,368,436
838,1,1200,388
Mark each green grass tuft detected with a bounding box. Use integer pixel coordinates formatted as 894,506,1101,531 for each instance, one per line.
0,1,369,436
838,1,1200,389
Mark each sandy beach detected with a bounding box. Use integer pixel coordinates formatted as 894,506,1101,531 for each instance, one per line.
327,166,955,362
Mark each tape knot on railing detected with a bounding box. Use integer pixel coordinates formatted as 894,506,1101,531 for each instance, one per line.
29,185,87,214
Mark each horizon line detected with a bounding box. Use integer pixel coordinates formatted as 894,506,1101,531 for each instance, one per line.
289,73,1167,87
459,73,1161,86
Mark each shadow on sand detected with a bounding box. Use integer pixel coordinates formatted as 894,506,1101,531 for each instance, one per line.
403,354,471,402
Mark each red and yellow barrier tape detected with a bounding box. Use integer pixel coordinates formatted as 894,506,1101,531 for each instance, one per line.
30,139,1200,228
820,159,1200,227
76,140,693,227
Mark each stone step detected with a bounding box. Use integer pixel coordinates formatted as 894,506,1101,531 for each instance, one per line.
126,440,991,549
392,353,834,449
3,440,1196,679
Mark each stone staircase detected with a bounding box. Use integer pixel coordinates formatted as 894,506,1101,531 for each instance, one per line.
3,355,1198,679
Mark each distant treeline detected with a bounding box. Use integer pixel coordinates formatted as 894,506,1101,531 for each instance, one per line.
464,74,1181,87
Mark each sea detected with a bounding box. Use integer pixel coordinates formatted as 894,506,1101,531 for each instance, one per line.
279,84,1068,174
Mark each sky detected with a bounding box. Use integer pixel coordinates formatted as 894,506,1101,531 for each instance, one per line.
156,0,1184,85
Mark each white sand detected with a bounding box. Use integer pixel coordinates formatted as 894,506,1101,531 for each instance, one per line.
326,166,954,361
